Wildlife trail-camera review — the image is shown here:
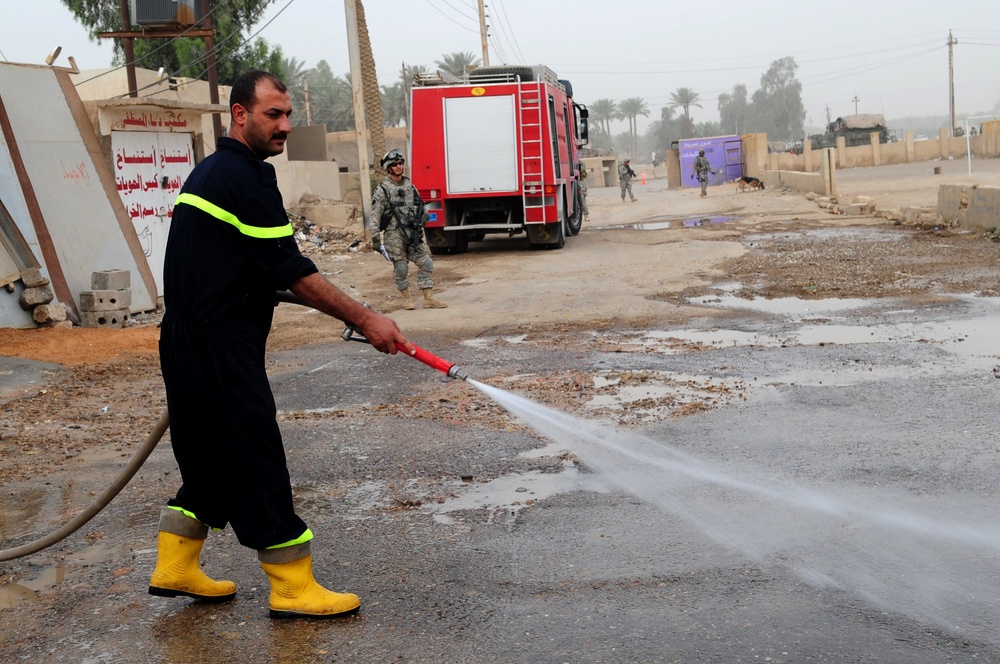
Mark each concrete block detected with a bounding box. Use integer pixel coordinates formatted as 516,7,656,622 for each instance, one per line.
80,308,131,329
32,303,68,323
79,289,132,311
846,203,875,216
20,267,50,288
19,285,53,310
91,269,130,291
42,320,74,329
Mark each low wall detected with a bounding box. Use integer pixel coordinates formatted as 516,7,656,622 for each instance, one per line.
755,124,1000,174
938,184,1000,229
582,157,618,188
761,148,836,197
271,155,343,208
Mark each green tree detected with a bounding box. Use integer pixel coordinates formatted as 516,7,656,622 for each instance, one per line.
61,0,283,86
619,97,649,160
718,83,748,135
669,87,701,139
694,121,722,138
434,51,481,78
282,56,313,126
381,82,407,127
306,61,353,132
749,57,805,141
589,98,619,136
649,105,682,157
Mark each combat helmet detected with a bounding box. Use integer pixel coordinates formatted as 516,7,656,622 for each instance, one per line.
381,148,405,168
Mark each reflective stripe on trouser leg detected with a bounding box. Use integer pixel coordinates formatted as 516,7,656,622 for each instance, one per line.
259,541,312,564
158,506,209,539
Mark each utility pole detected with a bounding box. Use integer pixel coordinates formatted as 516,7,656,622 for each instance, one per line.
948,30,958,136
478,0,490,67
344,0,373,230
303,79,312,126
825,105,831,125
852,95,860,115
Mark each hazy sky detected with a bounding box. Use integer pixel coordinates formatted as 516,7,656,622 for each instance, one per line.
3,0,998,135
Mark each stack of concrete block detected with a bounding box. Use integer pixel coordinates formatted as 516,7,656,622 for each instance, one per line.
18,267,71,328
79,269,132,329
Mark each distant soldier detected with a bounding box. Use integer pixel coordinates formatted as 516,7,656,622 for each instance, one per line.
579,163,590,222
618,158,637,202
691,149,716,198
371,149,447,310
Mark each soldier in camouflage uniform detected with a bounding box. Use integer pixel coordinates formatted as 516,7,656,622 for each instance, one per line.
618,158,637,202
370,149,446,310
579,163,590,222
691,149,716,198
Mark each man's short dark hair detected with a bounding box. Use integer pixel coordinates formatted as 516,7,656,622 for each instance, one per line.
230,71,287,114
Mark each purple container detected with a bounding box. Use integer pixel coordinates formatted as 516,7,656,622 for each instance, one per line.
679,136,743,188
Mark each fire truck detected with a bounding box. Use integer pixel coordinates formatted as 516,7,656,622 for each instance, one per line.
409,65,589,253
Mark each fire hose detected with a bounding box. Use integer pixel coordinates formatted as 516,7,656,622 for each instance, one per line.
0,293,467,562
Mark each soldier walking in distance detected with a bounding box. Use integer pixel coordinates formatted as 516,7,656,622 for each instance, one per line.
691,149,716,198
618,158,637,202
151,70,413,620
579,163,590,222
371,149,447,310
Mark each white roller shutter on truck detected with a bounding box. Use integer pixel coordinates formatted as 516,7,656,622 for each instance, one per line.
445,95,518,194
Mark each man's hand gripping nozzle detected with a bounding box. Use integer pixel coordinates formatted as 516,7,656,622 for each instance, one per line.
340,315,469,381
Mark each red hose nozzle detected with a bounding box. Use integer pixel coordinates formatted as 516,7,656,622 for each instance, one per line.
401,343,469,381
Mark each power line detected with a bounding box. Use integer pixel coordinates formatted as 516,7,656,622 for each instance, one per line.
422,0,479,33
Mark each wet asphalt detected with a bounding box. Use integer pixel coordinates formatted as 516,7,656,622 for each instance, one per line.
2,289,1000,662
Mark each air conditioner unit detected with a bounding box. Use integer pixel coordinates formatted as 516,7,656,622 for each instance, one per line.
130,0,206,28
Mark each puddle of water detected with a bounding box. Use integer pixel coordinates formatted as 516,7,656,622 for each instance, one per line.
0,543,115,608
688,292,873,317
586,371,740,420
428,461,608,525
591,215,739,231
461,334,529,349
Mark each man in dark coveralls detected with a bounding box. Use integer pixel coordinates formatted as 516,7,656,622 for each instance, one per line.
148,71,412,619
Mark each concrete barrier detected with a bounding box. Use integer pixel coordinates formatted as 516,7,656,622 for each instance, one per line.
761,148,837,197
938,184,1000,229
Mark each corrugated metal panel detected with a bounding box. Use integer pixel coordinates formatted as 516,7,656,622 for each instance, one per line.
445,95,518,194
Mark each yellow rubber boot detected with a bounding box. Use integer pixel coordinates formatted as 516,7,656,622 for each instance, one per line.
421,288,447,309
260,553,360,619
148,508,236,602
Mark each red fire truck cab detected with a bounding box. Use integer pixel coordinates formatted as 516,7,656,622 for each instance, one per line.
409,65,589,254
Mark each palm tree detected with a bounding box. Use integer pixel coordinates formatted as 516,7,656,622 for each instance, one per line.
356,0,386,176
434,51,481,78
381,82,407,127
281,56,312,126
618,97,649,160
590,98,619,137
669,87,702,138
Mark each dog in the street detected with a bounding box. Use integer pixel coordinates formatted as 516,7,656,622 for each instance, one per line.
736,176,764,192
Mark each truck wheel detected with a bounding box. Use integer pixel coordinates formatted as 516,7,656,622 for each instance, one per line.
566,186,583,237
544,220,566,250
450,232,469,254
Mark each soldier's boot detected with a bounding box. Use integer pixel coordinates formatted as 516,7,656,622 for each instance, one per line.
422,288,448,309
401,287,415,310
631,197,637,202
260,544,360,619
148,507,236,602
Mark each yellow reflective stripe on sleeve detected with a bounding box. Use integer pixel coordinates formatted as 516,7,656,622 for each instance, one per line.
175,192,294,239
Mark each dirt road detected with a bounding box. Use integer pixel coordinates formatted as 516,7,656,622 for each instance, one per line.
1,159,999,662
